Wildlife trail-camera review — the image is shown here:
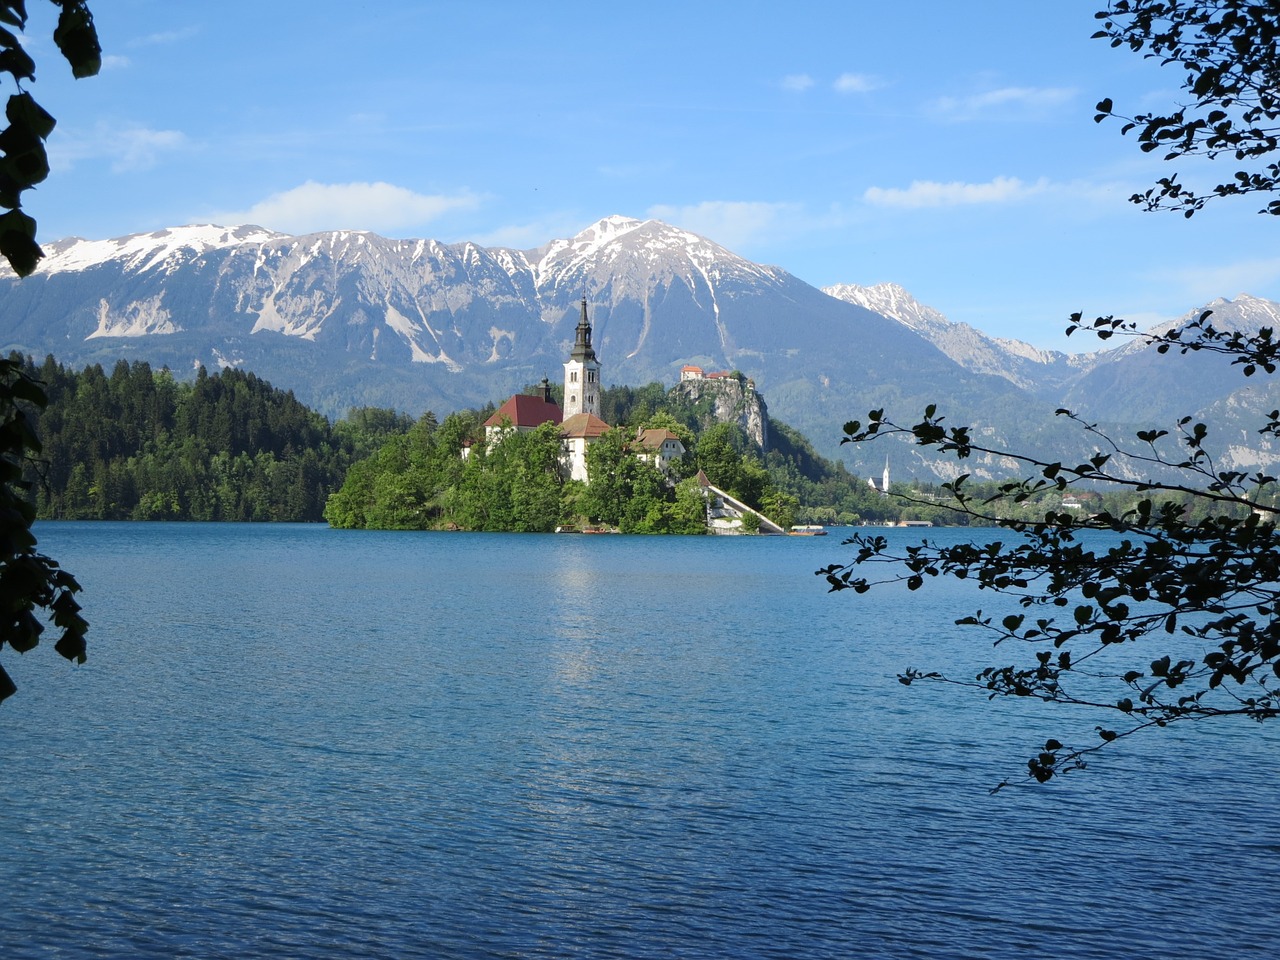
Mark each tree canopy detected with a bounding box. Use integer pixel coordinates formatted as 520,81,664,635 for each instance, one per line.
0,1,98,703
825,1,1280,785
0,1,100,275
1094,0,1280,215
22,357,372,522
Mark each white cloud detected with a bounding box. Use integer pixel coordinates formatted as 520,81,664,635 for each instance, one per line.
213,181,482,235
833,73,879,94
863,176,1048,208
646,200,801,249
782,74,814,93
101,54,131,70
931,86,1075,121
51,123,188,173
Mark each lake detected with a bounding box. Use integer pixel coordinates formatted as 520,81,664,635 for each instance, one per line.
3,523,1278,959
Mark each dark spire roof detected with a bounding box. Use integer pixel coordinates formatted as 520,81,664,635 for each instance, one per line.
571,296,597,363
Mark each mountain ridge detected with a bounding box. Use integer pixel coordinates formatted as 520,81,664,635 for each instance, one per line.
2,215,1277,478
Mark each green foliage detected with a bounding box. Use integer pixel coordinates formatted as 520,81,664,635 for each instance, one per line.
762,420,893,525
1094,1,1280,216
332,375,989,535
695,422,768,505
0,354,85,702
669,478,711,534
825,322,1280,787
22,356,368,522
825,3,1280,784
0,4,98,701
579,427,691,533
599,381,670,429
324,410,474,529
453,421,566,532
0,1,100,276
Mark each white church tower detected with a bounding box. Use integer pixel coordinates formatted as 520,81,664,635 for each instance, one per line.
563,297,601,418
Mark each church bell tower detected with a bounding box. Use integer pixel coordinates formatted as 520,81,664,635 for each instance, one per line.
563,297,601,418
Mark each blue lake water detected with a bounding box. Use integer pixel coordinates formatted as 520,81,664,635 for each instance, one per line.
3,522,1278,959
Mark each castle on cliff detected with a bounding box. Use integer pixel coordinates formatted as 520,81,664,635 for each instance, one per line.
479,299,782,533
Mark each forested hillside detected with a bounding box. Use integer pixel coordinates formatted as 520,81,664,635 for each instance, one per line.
18,356,976,530
19,356,394,521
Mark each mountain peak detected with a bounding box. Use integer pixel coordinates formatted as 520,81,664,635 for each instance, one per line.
824,282,951,335
36,223,285,275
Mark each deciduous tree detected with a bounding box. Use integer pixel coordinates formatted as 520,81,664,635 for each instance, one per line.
824,1,1280,785
1093,0,1280,216
0,2,99,702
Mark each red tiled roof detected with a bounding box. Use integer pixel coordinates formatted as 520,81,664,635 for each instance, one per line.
483,393,562,429
560,412,611,439
635,428,683,451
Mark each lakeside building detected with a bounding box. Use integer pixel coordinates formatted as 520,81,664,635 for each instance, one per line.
482,297,611,482
482,379,561,444
481,299,781,532
867,456,891,494
635,428,687,473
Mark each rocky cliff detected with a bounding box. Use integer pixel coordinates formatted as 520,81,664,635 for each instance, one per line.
671,373,769,450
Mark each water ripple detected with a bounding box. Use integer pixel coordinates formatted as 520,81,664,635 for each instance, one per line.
3,523,1278,959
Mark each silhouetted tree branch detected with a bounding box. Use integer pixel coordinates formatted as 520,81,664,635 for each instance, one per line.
1093,0,1280,216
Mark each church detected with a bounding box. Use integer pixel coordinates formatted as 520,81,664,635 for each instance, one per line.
481,298,616,482
479,298,787,534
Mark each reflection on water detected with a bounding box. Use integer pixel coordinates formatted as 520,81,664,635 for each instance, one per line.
3,523,1278,959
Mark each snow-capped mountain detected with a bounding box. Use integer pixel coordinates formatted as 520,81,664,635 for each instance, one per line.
2,215,1276,475
1058,292,1280,423
823,282,1083,394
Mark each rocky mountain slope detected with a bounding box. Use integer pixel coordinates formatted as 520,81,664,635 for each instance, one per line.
823,282,1086,397
2,216,1276,479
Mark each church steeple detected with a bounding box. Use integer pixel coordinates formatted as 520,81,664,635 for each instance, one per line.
563,297,601,418
571,296,597,362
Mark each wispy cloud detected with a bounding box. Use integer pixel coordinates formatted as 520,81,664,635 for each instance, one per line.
127,26,201,48
864,176,1048,208
213,181,482,235
51,122,189,173
1156,257,1280,304
931,86,1075,121
474,215,590,249
833,73,879,94
101,54,131,70
646,200,801,250
782,74,814,93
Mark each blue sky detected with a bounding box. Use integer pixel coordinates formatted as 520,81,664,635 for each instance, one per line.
15,0,1280,349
